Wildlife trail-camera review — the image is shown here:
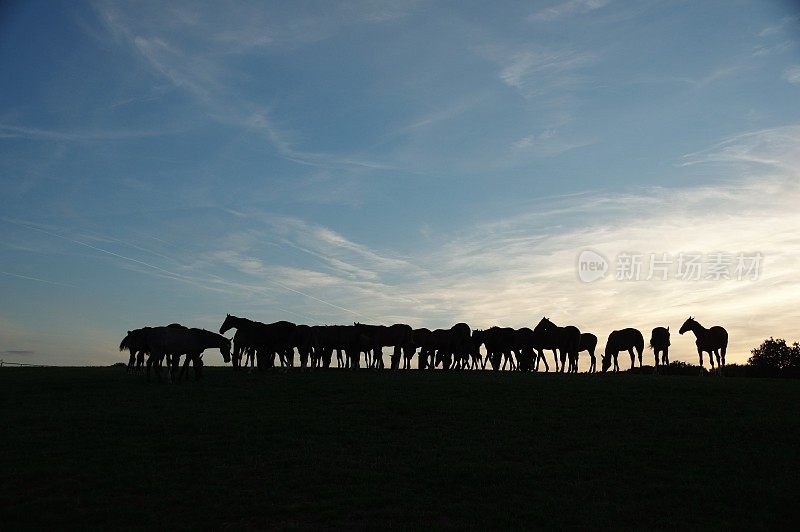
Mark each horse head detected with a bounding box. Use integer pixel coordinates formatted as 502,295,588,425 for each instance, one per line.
600,353,611,372
220,337,232,363
679,317,695,335
219,314,235,335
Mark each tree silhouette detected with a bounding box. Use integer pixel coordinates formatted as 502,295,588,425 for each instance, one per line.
748,338,800,373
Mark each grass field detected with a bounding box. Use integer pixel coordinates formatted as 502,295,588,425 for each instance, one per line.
2,367,799,530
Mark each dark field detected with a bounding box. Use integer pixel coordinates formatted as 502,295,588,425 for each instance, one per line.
2,368,799,530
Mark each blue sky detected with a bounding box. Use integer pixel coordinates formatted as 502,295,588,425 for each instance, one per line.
1,0,800,366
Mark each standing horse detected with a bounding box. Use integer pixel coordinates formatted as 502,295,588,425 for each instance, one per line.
534,318,581,373
679,317,728,373
649,327,671,371
120,328,149,373
579,333,598,373
142,326,231,381
601,328,644,372
219,314,296,370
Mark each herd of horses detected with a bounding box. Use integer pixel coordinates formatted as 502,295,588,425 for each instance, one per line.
120,315,729,381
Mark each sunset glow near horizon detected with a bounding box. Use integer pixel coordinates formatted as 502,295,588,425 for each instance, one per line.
2,1,800,366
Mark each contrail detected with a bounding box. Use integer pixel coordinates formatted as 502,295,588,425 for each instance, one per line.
1,217,377,323
0,271,76,288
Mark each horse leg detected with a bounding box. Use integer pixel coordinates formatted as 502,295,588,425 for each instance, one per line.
720,346,726,368
628,349,635,370
180,354,193,382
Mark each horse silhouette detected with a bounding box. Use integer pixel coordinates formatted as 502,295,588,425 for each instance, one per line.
219,315,296,370
514,327,539,372
120,328,149,373
534,318,581,373
449,323,473,369
354,323,414,369
679,317,728,373
293,324,314,369
579,333,598,373
473,327,516,371
411,327,434,369
311,325,364,368
134,325,230,381
601,328,644,372
649,327,671,371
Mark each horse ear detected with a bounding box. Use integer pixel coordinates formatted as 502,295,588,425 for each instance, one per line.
127,330,131,334
667,326,670,331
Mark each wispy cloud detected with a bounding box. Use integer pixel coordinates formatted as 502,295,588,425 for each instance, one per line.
480,44,597,98
0,124,171,142
511,129,596,156
783,65,800,85
92,1,402,173
529,0,610,22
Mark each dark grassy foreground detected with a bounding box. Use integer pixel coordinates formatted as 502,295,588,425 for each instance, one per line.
2,368,799,530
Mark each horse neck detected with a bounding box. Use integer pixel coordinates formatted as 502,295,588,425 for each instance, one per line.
689,321,707,336
199,329,225,347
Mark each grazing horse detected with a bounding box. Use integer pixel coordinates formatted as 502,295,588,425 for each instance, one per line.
354,323,414,370
535,318,581,373
311,325,363,368
141,325,231,381
679,317,728,373
411,328,433,369
476,327,516,371
649,327,671,371
449,323,473,369
601,328,644,372
579,333,598,373
514,327,538,372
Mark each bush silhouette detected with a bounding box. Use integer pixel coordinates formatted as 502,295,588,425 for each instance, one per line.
748,338,800,376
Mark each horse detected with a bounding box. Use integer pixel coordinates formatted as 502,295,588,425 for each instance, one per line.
410,328,432,369
354,323,414,370
534,318,581,373
449,323,473,369
476,327,516,371
601,328,644,372
649,327,670,371
579,333,598,373
679,317,728,373
219,314,296,370
120,328,149,373
293,325,314,369
311,325,362,368
514,327,538,372
141,325,231,381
